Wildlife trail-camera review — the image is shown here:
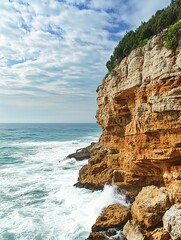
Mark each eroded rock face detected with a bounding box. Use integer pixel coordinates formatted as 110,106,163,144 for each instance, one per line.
163,166,181,203
163,204,181,240
92,204,131,232
76,34,181,196
131,186,171,228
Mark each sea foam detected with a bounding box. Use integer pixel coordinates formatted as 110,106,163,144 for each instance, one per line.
0,124,127,240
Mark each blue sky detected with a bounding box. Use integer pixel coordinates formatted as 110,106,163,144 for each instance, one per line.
0,0,170,123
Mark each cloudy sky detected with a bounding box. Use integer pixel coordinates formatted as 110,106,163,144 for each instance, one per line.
0,0,170,123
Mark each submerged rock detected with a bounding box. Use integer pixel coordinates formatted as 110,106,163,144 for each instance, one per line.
131,186,171,228
67,142,96,160
92,204,131,232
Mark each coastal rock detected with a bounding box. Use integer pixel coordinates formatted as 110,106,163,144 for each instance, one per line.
75,143,115,189
123,222,171,240
92,204,131,232
163,204,181,240
163,166,181,203
148,228,170,240
123,220,146,240
86,232,109,240
67,142,96,160
76,33,181,196
131,186,171,228
106,228,117,237
86,232,119,240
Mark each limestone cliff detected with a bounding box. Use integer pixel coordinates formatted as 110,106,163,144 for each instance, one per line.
76,34,181,198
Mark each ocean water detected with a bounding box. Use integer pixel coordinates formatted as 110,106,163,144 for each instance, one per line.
0,123,127,240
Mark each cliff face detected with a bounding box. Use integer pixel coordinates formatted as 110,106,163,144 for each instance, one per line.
77,34,181,197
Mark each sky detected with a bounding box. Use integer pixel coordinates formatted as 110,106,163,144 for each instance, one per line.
0,0,171,123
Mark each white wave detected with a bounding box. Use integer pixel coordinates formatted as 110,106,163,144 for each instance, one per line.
0,134,127,240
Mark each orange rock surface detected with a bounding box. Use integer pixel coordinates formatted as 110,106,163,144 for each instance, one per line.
131,186,171,228
76,34,181,196
92,204,130,232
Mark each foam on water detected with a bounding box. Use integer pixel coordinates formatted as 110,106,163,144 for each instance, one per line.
0,124,127,240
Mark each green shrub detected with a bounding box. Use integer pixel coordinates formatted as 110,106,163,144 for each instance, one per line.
106,0,181,72
139,38,149,47
105,72,109,78
164,21,181,51
96,85,101,93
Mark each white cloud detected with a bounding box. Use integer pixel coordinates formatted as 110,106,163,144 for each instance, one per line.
0,0,171,122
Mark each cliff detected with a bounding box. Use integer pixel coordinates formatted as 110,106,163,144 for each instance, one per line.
76,34,181,199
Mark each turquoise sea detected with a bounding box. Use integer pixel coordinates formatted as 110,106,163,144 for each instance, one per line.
0,123,126,240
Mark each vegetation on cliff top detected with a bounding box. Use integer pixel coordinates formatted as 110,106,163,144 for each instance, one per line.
164,21,181,51
106,0,181,73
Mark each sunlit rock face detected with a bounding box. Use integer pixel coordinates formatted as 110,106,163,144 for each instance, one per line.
77,34,181,196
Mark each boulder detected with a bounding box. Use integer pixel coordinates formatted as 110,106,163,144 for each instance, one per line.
86,232,119,240
148,228,170,240
123,220,146,240
163,204,181,240
167,181,181,204
86,232,109,240
131,186,171,228
92,204,131,232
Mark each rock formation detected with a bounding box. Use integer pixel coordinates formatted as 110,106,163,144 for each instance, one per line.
123,220,146,240
67,142,96,160
88,186,179,240
131,186,171,228
92,204,130,232
76,34,181,197
163,204,181,240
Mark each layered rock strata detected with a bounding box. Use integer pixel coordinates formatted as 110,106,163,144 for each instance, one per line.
76,34,181,196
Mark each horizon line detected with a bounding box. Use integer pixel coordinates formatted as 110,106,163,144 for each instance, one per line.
0,122,98,124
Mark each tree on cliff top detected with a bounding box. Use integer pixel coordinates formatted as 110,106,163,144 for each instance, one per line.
106,0,181,73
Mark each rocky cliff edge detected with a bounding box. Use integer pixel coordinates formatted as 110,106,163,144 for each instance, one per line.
76,34,181,200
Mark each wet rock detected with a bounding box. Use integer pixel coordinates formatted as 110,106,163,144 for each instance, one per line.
106,228,117,237
86,232,109,240
131,186,171,228
163,204,181,240
92,204,131,232
73,181,103,191
67,142,96,160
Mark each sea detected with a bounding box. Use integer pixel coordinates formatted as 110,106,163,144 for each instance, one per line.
0,123,127,240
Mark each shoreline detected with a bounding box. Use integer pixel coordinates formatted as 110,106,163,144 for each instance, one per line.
71,33,181,239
